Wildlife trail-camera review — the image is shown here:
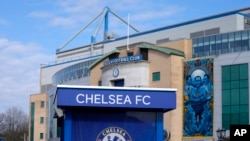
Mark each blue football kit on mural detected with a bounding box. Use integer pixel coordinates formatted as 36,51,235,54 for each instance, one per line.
183,58,213,137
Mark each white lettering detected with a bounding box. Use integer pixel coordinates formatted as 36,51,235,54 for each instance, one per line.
94,94,101,104
136,95,151,105
85,94,93,104
234,129,241,136
135,95,142,104
135,55,140,60
143,95,151,105
234,129,248,136
76,93,85,103
109,95,116,104
124,95,132,104
242,129,247,136
116,95,123,104
101,94,108,104
76,93,150,105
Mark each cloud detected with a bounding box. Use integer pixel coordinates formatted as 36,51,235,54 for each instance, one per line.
0,18,9,25
28,11,53,19
27,0,183,29
0,38,54,113
48,17,76,27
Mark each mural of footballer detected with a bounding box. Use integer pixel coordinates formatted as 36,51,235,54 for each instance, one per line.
183,59,213,137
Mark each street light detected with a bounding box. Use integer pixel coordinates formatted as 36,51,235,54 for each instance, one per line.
216,128,226,141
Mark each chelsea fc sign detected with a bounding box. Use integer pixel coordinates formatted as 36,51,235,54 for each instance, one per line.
96,126,132,141
56,85,176,111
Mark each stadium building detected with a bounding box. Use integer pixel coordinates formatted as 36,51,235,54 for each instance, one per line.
29,7,250,141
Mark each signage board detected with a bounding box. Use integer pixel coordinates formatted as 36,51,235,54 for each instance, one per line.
56,85,176,111
103,55,142,66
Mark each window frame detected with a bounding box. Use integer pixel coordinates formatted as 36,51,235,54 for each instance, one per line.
152,72,160,81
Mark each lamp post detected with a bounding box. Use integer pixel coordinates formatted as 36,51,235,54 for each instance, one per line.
216,128,226,141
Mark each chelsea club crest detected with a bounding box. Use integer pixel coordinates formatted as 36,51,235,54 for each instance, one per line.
113,68,119,77
96,126,132,141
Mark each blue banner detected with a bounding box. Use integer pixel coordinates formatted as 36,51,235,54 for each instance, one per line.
56,86,176,111
71,110,156,141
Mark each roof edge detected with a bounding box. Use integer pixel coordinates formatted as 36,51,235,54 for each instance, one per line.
89,49,120,69
136,43,185,57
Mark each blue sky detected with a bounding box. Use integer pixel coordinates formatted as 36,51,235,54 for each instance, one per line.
0,0,249,113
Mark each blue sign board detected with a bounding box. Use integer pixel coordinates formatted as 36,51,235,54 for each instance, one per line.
56,85,176,111
103,55,142,66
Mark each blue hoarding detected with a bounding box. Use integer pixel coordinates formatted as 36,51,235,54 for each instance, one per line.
56,85,176,111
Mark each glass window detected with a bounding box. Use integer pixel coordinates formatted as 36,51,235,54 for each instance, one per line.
40,101,45,108
216,43,222,54
198,38,203,46
240,113,249,124
113,79,124,87
230,65,239,80
229,33,234,41
204,36,209,45
231,81,239,89
31,102,35,114
221,42,229,54
228,33,235,52
240,64,248,79
198,46,204,56
233,31,242,52
193,47,198,56
235,31,241,40
209,35,216,44
240,80,248,88
234,40,242,52
222,90,230,105
222,114,230,129
231,105,239,113
240,89,248,104
221,34,229,54
216,34,222,43
229,41,235,52
204,45,210,56
241,40,249,51
222,106,230,114
40,133,44,139
222,64,249,129
240,105,248,113
30,103,35,141
222,33,228,42
231,90,239,105
231,114,240,124
222,66,230,81
242,30,248,40
152,72,160,81
210,44,216,55
40,117,44,124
